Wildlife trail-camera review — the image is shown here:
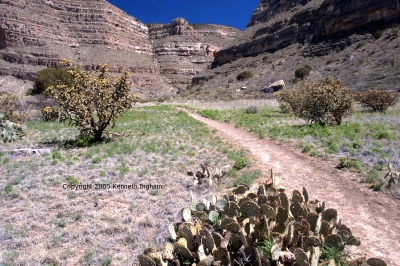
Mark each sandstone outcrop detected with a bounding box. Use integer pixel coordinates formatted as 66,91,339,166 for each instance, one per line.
148,18,239,90
0,0,166,96
0,1,240,96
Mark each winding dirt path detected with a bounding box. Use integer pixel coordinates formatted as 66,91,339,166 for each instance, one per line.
186,110,400,265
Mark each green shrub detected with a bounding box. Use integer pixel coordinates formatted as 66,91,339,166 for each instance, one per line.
236,70,253,81
233,170,261,186
244,106,258,114
373,30,383,39
31,67,73,96
355,89,398,112
390,27,398,38
276,77,353,125
66,176,79,186
233,157,249,170
295,65,311,80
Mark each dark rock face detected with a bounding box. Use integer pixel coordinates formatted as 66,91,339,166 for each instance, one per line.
214,0,400,66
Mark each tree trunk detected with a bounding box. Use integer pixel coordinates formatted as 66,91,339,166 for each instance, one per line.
94,129,103,142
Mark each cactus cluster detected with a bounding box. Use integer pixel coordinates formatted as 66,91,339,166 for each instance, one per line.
0,113,27,143
138,172,387,266
187,164,227,186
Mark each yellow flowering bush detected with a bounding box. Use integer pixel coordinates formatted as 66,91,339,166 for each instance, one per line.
46,60,139,142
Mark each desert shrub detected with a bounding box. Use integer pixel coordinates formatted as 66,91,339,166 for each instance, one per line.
244,106,258,114
0,93,19,121
276,77,353,125
355,89,398,112
236,70,253,81
390,27,398,38
46,60,139,142
295,65,312,80
373,30,383,39
275,89,303,115
30,67,73,96
300,77,353,125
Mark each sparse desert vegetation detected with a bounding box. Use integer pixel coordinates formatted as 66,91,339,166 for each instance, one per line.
193,98,400,196
0,106,258,265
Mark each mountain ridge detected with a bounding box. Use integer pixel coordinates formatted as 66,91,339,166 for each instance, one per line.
0,0,399,98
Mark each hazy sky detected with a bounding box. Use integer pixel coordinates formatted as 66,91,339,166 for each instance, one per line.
107,0,260,30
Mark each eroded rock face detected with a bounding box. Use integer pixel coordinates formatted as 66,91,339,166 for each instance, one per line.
0,0,166,96
149,18,240,90
214,0,400,66
0,1,240,96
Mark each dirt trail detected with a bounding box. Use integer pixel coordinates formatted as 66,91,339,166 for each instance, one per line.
186,111,400,265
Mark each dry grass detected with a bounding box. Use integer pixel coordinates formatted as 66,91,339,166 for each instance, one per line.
0,106,250,265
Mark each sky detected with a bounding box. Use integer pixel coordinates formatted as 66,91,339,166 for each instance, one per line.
107,0,260,30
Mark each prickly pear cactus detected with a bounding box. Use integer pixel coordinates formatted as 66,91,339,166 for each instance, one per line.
0,113,27,143
138,173,387,266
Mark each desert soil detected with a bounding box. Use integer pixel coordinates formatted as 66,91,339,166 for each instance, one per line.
185,110,400,265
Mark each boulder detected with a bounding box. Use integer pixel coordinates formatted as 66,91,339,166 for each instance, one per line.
261,80,285,93
12,148,52,156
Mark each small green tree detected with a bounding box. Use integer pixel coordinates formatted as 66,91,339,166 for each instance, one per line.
30,67,73,96
46,60,139,142
295,66,311,80
236,71,253,81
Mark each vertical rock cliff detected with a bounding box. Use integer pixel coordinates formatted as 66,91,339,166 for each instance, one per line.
148,18,240,91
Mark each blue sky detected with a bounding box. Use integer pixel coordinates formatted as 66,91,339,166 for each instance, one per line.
107,0,260,30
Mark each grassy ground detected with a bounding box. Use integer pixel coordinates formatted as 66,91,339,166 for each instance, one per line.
0,106,257,265
194,104,400,193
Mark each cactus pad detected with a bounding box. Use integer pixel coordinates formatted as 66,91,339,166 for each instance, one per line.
261,204,276,219
279,192,289,210
215,199,227,211
162,242,175,261
302,187,309,203
290,201,307,218
168,225,177,241
292,190,304,203
233,185,248,195
366,258,387,266
138,254,157,266
322,208,338,223
208,210,219,223
240,200,261,218
182,207,192,222
276,206,288,224
325,234,344,251
295,248,309,266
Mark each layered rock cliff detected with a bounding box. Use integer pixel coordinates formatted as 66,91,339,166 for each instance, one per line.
214,0,400,66
192,0,400,95
148,18,239,90
0,0,170,96
0,1,240,96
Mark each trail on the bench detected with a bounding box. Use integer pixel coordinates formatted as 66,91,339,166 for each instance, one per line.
186,110,400,265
